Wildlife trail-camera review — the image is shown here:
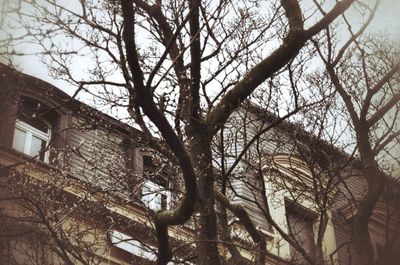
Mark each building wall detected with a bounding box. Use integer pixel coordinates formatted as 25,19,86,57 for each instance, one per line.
1,64,398,264
221,107,341,263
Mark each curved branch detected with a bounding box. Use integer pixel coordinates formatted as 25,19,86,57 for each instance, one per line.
120,1,197,264
207,0,355,134
214,189,266,265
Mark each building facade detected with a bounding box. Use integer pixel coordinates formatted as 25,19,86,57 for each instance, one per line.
0,64,399,265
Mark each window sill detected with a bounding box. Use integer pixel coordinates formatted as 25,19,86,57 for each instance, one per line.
258,226,275,240
0,145,55,172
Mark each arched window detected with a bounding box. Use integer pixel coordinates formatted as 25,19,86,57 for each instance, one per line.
10,97,59,163
12,117,51,162
270,154,313,180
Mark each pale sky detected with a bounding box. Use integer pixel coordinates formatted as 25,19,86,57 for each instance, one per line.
0,0,398,171
0,0,398,94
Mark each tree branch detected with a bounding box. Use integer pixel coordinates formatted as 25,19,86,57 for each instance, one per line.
207,0,355,135
120,1,197,263
214,189,266,264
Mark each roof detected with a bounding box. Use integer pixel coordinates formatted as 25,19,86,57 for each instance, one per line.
0,63,143,139
241,100,353,168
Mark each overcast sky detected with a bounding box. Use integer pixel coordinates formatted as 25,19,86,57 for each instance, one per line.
0,0,398,95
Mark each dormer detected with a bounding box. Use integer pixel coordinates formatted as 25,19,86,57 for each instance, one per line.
0,65,70,165
12,97,61,163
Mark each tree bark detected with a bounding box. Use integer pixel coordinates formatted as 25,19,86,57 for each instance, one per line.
189,128,221,265
353,126,385,265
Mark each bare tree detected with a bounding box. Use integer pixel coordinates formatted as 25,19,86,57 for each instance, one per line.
1,0,396,265
312,19,400,263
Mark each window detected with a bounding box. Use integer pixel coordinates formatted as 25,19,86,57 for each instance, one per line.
286,204,316,261
143,155,155,172
140,154,171,211
142,180,171,211
12,119,51,163
110,230,191,265
109,230,156,261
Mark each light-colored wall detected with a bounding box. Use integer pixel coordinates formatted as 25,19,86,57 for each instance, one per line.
222,108,340,263
265,170,338,262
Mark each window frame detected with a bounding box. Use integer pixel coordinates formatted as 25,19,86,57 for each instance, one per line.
12,119,51,163
285,200,317,260
109,230,156,261
142,179,171,211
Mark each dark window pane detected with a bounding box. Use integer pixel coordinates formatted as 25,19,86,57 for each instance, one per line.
143,156,154,172
20,116,48,133
287,208,316,261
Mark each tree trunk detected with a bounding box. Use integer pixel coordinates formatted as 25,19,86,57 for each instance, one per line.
189,129,221,265
353,128,386,265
